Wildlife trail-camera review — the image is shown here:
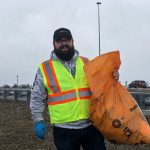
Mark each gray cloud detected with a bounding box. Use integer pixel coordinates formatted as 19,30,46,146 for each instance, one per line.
0,0,150,86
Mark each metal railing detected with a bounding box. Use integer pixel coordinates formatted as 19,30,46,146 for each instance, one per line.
128,88,150,110
1,87,150,121
0,88,31,102
0,88,150,110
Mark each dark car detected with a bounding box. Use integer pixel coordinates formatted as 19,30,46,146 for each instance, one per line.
128,80,147,88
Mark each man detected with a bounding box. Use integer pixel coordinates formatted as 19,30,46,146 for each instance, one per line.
30,27,119,150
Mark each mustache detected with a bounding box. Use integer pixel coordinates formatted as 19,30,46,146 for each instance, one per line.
59,45,70,49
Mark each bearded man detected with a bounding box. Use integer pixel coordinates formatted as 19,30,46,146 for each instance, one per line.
30,27,119,150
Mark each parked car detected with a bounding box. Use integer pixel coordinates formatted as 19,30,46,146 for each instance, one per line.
128,80,147,88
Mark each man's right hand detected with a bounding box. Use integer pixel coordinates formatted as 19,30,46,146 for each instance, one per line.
34,121,48,140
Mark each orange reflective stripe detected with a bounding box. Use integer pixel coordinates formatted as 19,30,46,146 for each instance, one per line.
48,97,77,105
78,87,91,91
80,96,91,99
48,89,76,97
42,63,55,93
49,60,61,93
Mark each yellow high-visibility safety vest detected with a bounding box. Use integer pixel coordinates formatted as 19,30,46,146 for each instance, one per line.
39,56,92,124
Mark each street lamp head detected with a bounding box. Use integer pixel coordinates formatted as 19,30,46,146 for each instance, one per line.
97,2,101,5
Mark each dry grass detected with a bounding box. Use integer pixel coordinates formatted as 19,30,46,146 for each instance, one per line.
0,100,150,150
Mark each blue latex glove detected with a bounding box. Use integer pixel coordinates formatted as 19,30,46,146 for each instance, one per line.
34,121,48,140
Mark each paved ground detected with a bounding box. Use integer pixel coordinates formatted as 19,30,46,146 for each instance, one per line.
0,100,150,150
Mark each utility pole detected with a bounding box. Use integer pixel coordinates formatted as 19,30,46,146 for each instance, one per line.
97,2,101,55
17,74,19,87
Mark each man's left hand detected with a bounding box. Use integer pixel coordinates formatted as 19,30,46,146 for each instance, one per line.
112,70,119,81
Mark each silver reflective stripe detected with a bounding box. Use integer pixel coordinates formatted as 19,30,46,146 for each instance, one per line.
79,90,92,97
44,60,60,93
48,91,76,102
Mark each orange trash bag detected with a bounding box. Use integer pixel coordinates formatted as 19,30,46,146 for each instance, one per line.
84,50,150,144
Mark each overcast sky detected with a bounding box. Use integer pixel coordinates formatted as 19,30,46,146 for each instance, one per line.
0,0,150,86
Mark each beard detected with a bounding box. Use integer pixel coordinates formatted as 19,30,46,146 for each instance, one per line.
54,45,75,61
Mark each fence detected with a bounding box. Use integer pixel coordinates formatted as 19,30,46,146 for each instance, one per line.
0,88,31,102
0,87,150,110
128,88,150,122
128,88,150,109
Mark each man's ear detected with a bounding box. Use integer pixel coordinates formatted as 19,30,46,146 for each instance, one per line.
71,39,74,44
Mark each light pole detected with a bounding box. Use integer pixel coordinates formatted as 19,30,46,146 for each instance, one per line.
97,2,101,56
17,74,19,87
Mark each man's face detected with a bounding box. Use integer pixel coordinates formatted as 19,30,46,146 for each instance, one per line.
53,37,75,61
54,37,73,52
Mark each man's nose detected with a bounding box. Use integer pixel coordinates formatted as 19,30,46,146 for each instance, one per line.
61,41,67,45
